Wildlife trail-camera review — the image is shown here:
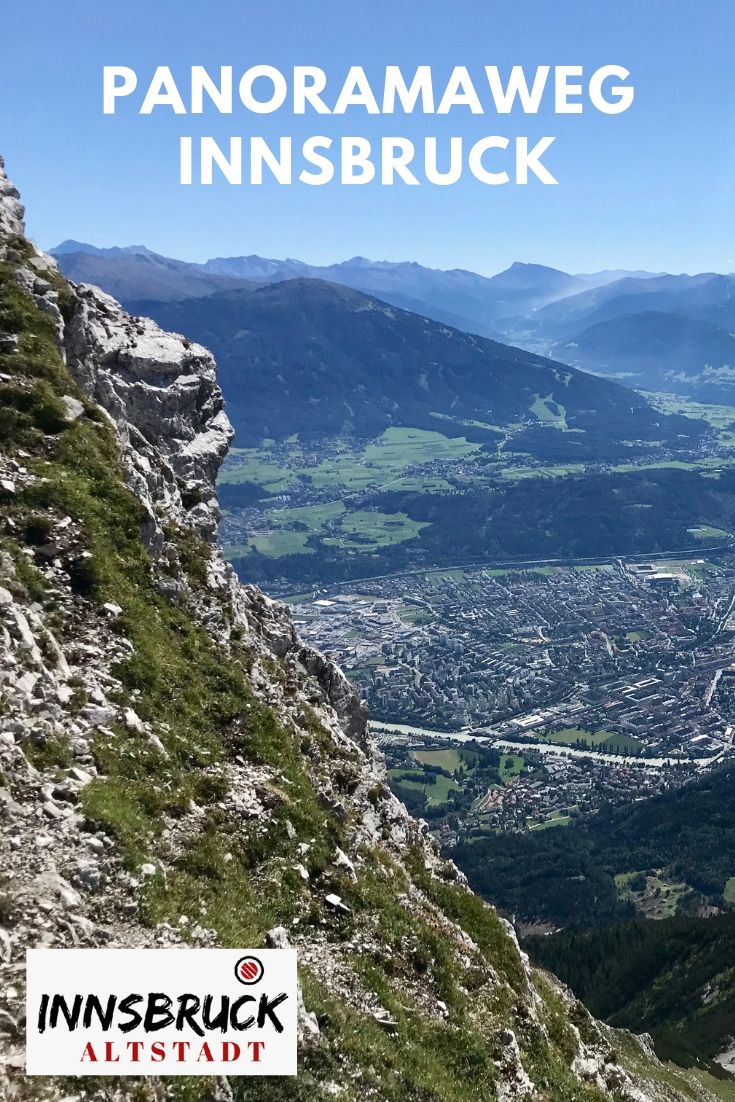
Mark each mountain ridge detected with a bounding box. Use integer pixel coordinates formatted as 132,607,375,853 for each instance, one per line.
122,276,700,448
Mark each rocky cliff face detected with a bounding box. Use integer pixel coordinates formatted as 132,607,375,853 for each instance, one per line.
0,157,723,1102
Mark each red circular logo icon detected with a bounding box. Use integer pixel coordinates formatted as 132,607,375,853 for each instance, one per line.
235,955,265,985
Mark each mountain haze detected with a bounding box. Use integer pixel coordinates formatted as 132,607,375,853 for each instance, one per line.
54,243,255,302
53,243,592,339
553,312,735,398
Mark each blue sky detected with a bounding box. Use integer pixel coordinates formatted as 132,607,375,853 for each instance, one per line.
1,0,734,275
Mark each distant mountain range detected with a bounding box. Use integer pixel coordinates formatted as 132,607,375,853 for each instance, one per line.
51,240,658,340
201,254,588,337
52,239,735,407
53,241,254,303
534,273,731,334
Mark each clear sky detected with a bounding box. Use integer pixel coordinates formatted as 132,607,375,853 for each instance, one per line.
1,0,734,275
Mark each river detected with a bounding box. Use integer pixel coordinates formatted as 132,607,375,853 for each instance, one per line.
369,720,719,769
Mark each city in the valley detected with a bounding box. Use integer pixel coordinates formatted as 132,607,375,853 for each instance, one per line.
287,553,735,843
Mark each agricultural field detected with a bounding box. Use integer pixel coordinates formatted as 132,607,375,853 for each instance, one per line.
530,812,572,831
219,426,479,496
387,767,460,806
529,393,567,427
501,463,584,481
218,448,296,492
645,392,735,447
687,525,731,540
223,499,428,559
325,510,429,549
412,747,474,773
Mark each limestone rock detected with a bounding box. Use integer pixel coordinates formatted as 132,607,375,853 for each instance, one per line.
0,156,24,238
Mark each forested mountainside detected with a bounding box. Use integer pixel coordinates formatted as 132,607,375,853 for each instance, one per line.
529,912,735,1080
453,763,735,1078
454,762,735,930
0,155,729,1101
124,280,694,448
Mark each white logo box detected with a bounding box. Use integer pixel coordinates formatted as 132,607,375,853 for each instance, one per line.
26,948,297,1076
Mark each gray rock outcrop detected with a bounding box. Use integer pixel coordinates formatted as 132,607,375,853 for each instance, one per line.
0,155,24,237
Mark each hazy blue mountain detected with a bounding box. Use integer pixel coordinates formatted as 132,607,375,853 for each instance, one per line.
534,273,732,337
552,311,735,402
575,269,666,286
52,239,160,258
202,255,587,336
53,245,255,302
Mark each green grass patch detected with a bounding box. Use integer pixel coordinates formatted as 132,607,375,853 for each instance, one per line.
389,768,459,805
540,728,643,754
529,393,567,428
687,525,730,539
326,509,429,550
531,813,572,831
499,754,525,782
412,748,464,772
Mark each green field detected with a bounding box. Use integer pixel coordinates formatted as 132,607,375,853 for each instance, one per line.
219,426,480,496
226,499,429,559
223,530,316,558
412,748,464,772
725,877,735,903
501,463,584,481
267,499,345,529
388,768,459,805
687,525,730,540
540,728,643,754
218,448,295,492
326,509,429,549
499,753,525,782
530,812,571,831
529,393,567,428
645,392,735,447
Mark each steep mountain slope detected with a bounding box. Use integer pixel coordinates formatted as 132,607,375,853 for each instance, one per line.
454,762,735,1076
0,155,726,1102
551,312,735,400
124,279,694,447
